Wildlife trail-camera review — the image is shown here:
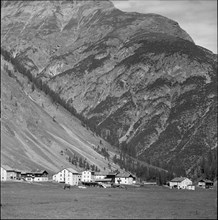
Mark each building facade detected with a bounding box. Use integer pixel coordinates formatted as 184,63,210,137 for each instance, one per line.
115,174,135,185
1,166,21,181
169,177,192,189
198,179,214,189
81,170,95,182
33,170,48,181
95,172,107,180
53,168,79,186
1,167,7,181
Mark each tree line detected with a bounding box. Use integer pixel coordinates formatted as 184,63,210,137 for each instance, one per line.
112,144,175,185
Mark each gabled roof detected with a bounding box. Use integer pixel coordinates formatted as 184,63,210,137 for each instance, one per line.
199,179,213,183
31,170,48,174
170,177,190,182
95,172,108,176
55,167,79,174
66,168,78,174
116,175,130,178
107,171,119,176
116,171,136,178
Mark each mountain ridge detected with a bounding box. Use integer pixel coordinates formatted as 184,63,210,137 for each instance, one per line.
1,0,217,179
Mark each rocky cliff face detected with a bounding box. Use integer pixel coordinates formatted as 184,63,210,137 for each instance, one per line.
1,0,217,176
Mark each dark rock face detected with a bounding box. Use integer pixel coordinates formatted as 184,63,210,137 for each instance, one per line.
1,0,217,175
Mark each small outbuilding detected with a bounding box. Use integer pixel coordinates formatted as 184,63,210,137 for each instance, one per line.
198,179,214,189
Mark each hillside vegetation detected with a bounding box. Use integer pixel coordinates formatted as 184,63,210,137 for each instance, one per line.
1,0,217,180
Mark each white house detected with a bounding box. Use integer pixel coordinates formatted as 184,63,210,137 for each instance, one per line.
53,168,79,186
1,166,7,181
81,170,95,182
169,177,193,189
1,165,21,181
115,172,136,185
33,170,48,182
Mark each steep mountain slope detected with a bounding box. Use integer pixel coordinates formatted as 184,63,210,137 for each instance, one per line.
1,56,122,174
2,56,166,176
1,0,217,177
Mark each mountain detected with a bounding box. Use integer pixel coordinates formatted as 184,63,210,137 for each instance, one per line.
1,55,123,174
1,0,217,178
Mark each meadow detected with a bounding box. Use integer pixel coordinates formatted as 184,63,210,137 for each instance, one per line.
1,181,217,219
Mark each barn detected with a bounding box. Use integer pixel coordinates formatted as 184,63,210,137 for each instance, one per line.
198,179,214,189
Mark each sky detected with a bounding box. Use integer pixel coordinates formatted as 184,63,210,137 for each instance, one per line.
112,0,217,54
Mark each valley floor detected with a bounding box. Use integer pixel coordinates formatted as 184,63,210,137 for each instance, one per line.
1,181,217,219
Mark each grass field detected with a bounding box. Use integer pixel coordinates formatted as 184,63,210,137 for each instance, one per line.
1,181,217,219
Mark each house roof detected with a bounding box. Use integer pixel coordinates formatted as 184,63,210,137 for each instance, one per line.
116,174,133,178
31,170,48,174
199,179,213,183
116,171,136,178
107,171,119,176
55,167,79,174
66,168,78,174
95,172,108,176
170,177,190,182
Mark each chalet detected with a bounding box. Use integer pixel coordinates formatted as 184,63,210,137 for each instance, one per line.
81,170,95,182
115,172,136,185
1,165,21,181
198,179,214,189
53,168,79,186
32,170,48,182
169,177,193,189
21,170,48,182
21,171,34,181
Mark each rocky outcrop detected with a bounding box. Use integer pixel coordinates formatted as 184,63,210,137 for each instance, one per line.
1,0,217,175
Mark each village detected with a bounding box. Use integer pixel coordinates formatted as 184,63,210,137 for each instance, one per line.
0,165,215,190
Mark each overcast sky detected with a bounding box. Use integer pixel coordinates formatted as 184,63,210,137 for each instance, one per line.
112,0,217,54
